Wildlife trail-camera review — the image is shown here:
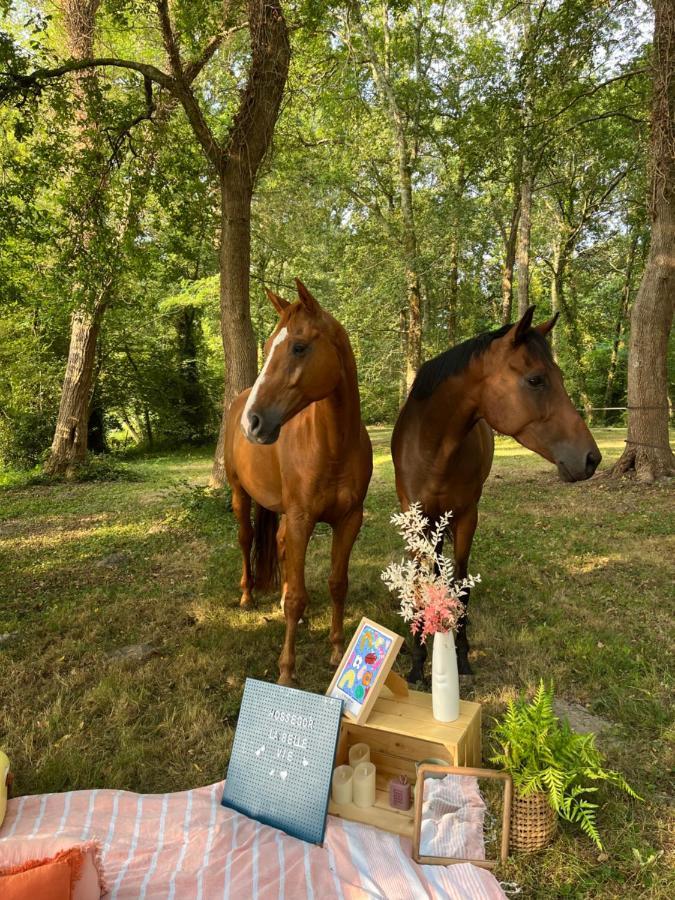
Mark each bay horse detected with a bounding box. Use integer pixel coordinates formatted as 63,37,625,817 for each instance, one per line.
224,279,373,685
391,307,601,682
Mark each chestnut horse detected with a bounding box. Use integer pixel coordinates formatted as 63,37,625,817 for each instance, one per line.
225,280,373,685
391,307,601,682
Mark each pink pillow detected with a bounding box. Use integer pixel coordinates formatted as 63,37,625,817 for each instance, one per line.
0,836,106,900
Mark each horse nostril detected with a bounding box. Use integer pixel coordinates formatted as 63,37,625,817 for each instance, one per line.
249,413,262,435
586,450,601,476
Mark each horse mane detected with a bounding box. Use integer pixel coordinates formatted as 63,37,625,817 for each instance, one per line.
410,324,553,401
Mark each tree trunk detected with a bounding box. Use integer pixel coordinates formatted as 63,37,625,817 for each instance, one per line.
516,170,533,316
175,306,209,441
45,0,104,476
550,243,592,416
349,1,423,392
550,241,562,357
603,232,640,420
399,307,408,406
208,0,290,487
447,232,459,346
611,0,675,480
447,165,465,345
501,199,520,324
392,76,421,390
211,176,259,487
45,306,103,475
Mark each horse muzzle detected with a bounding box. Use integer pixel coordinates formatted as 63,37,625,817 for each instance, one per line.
555,445,602,482
241,407,282,445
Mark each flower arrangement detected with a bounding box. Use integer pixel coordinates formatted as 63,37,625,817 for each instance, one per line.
381,503,480,643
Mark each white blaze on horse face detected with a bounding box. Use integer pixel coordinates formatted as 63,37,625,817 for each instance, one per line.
241,327,288,438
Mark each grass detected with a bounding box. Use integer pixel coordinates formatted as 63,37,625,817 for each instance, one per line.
0,427,673,898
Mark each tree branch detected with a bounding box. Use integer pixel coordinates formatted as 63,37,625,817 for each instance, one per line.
156,0,184,80
222,0,291,187
3,57,174,95
154,0,224,172
184,22,249,84
527,69,647,130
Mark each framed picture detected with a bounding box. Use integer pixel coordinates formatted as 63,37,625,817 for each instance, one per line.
326,617,403,725
412,764,513,869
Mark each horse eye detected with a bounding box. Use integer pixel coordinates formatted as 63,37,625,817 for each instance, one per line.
527,374,544,388
292,342,307,357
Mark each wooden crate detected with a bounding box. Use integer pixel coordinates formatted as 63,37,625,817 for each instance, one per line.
328,687,481,837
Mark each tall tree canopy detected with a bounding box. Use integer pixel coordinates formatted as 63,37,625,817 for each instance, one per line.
1,0,667,476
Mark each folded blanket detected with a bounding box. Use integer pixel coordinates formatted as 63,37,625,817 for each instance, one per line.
420,774,487,860
0,782,506,899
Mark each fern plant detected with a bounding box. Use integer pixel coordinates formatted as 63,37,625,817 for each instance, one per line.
490,681,640,849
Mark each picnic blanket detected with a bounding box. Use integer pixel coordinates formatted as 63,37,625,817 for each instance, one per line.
0,782,506,899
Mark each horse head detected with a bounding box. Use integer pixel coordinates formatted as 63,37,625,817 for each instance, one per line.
241,279,344,444
479,307,601,481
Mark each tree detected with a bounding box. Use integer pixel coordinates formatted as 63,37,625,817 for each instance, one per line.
45,0,116,475
6,0,290,485
611,0,675,481
345,1,424,390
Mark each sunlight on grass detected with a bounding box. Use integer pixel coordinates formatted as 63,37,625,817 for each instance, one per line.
0,425,673,898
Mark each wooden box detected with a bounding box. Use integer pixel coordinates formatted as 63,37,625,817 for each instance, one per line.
328,686,481,838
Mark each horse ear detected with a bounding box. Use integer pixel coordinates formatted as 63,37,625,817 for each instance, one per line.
265,288,290,316
534,312,559,337
512,305,536,345
295,278,321,315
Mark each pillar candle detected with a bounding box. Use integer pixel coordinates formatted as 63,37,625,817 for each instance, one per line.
353,761,376,808
348,743,370,768
331,765,354,805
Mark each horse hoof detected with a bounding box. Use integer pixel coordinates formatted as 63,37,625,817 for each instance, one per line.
240,596,254,609
458,659,474,677
277,673,295,687
406,668,426,686
330,649,343,667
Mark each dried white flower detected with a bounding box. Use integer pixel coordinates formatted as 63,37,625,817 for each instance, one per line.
382,502,481,637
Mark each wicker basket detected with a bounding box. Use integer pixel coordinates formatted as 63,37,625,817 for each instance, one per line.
509,789,557,853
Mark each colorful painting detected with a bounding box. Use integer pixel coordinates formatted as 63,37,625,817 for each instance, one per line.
327,618,403,723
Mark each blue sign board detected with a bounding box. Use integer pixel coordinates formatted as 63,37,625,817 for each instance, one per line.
222,678,343,845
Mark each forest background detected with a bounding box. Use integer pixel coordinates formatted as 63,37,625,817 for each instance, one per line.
0,0,670,479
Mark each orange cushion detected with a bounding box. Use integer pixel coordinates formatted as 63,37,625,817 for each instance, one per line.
0,837,104,899
0,856,72,900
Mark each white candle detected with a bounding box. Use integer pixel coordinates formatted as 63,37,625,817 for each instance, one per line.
353,762,376,808
348,743,370,768
331,765,354,805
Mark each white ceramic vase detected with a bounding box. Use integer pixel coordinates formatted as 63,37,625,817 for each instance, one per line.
431,630,460,723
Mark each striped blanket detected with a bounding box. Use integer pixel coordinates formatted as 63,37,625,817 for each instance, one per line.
0,782,506,899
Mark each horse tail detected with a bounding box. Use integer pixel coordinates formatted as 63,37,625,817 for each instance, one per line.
252,503,279,592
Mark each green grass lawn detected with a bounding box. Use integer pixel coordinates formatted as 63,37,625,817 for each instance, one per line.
1,428,673,897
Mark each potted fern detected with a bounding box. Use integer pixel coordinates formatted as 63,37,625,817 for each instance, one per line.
490,682,639,852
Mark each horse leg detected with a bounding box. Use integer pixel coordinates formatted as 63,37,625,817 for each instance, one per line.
231,485,254,608
277,514,287,611
408,633,428,685
407,525,445,686
278,514,312,685
328,508,363,666
452,505,478,676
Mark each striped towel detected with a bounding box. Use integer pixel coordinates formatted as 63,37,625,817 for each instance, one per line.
0,782,506,899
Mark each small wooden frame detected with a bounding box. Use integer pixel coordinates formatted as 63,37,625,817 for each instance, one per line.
326,617,403,725
412,764,512,869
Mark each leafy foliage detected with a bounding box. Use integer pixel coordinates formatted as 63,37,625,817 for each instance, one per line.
490,681,641,848
0,0,656,467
